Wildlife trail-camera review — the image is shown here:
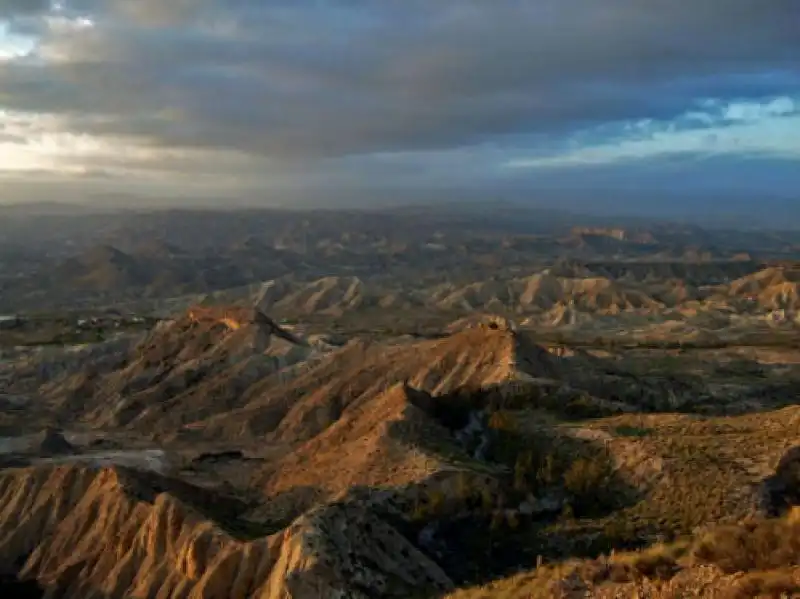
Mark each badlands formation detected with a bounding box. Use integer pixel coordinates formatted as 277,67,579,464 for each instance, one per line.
5,211,800,597
3,302,800,598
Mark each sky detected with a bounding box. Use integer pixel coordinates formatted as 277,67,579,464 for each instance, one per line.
0,0,798,212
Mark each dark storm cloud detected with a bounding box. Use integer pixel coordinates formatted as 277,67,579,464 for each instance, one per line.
1,0,798,160
0,0,49,16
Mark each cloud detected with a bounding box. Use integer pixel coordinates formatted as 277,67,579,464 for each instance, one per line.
721,96,796,122
0,0,798,197
506,95,800,169
0,0,50,18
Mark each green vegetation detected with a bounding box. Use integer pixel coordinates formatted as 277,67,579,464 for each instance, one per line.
613,424,652,438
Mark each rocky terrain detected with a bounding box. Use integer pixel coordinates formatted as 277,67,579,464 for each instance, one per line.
4,207,800,597
2,205,799,314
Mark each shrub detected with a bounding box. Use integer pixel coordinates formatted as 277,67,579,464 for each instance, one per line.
513,450,533,492
692,517,800,573
563,455,615,515
728,571,800,599
488,409,516,431
630,552,680,580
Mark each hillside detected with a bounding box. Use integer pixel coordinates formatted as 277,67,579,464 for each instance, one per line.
113,260,796,331
721,265,800,311
1,242,301,309
33,307,324,433
0,464,451,598
24,310,558,442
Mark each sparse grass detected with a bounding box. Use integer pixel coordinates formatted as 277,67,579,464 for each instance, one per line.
692,513,800,574
571,406,800,543
441,541,688,599
444,512,800,598
727,570,800,599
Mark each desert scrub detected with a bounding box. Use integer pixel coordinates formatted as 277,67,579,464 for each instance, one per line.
571,551,680,586
727,570,800,599
561,453,619,516
692,512,800,573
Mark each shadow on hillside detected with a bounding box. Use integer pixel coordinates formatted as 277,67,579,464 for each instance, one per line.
763,445,800,517
374,387,647,588
735,379,800,415
0,575,45,599
1,553,47,599
114,467,293,539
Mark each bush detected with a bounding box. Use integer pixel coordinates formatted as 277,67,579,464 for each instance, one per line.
631,552,680,580
728,571,800,599
692,517,800,573
572,548,680,586
563,455,615,515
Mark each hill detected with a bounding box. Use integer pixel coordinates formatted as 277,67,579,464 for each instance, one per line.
2,242,301,310
0,464,451,598
117,259,776,331
720,265,800,312
35,307,322,433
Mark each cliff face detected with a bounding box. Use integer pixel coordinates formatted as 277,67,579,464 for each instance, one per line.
0,465,452,599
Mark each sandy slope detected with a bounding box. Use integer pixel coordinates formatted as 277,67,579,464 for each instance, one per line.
0,464,452,598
